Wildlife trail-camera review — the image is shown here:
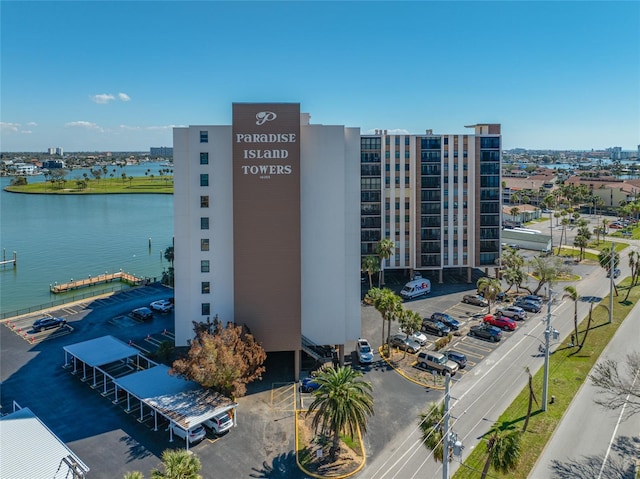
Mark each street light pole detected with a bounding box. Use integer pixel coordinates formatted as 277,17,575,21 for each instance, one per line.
442,372,451,479
609,241,614,324
542,288,553,411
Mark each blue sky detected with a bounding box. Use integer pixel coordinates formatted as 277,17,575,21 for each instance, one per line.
1,1,639,152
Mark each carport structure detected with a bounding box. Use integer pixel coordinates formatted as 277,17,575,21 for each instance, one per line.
63,335,237,450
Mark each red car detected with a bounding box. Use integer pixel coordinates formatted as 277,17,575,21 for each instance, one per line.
484,314,517,331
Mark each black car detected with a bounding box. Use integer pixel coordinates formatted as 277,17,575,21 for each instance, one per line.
469,323,502,342
421,319,451,337
514,299,542,313
520,294,542,303
430,312,460,331
131,307,153,321
444,350,467,368
32,317,66,332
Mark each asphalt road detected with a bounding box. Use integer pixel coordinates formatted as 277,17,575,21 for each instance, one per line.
359,235,640,479
528,287,640,479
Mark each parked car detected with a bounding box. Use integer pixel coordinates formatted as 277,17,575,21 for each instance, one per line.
131,307,153,321
32,316,66,332
416,351,459,376
514,299,542,313
483,314,517,331
507,243,520,250
430,312,460,331
409,330,428,346
444,350,468,369
170,424,206,444
420,319,451,337
520,294,542,304
300,376,321,393
203,411,233,434
496,305,527,321
356,338,374,364
462,294,488,307
469,323,503,342
389,333,422,354
150,299,174,313
607,268,621,278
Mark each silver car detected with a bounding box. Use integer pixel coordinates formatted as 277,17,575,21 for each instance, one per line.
389,333,422,354
462,294,489,307
496,305,527,321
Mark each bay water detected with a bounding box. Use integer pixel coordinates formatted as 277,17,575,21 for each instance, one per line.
0,162,174,316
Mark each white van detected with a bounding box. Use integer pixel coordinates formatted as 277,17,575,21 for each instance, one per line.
400,278,431,300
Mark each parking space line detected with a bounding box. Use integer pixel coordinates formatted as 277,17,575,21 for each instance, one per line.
271,382,295,411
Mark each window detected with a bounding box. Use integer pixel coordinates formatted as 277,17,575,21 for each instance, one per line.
200,196,209,208
201,239,210,251
200,131,208,143
201,303,210,315
200,217,209,229
200,174,209,187
201,260,210,273
200,152,209,164
201,282,210,294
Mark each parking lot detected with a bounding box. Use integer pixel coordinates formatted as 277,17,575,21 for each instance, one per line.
2,271,552,479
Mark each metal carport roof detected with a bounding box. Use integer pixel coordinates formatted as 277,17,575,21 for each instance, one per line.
113,365,236,430
63,335,139,367
0,406,90,479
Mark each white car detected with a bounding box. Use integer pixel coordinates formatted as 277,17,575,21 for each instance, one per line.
150,299,173,313
203,411,233,434
407,330,428,346
170,424,206,444
356,338,374,364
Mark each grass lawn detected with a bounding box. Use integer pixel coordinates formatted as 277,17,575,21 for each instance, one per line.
4,176,173,194
452,277,640,479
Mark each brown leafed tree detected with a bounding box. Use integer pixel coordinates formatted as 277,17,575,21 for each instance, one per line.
170,316,266,398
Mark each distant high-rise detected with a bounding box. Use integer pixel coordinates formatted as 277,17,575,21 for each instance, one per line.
150,146,173,157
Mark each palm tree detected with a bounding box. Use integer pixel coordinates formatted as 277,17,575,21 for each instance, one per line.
557,217,570,253
150,449,202,479
361,255,380,290
306,366,374,462
480,422,522,479
477,276,502,314
123,472,144,479
398,308,422,359
365,287,402,353
563,286,579,346
376,239,395,287
419,402,446,462
509,207,520,223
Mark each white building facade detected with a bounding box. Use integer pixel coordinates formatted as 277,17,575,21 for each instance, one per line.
173,103,361,373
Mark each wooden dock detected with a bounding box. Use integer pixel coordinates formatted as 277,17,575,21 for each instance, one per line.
50,271,144,293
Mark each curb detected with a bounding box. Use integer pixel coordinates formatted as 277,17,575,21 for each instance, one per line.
378,346,446,390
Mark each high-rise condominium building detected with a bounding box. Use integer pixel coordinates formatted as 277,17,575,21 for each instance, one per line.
360,125,502,283
173,103,361,374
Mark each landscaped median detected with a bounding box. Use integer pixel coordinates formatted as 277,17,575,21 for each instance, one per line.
296,410,365,478
379,345,448,389
452,277,640,479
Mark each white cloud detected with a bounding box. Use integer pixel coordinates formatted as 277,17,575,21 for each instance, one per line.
20,130,32,134
0,122,20,132
118,92,131,102
145,124,183,131
26,121,38,127
65,121,103,132
119,124,141,130
91,93,115,104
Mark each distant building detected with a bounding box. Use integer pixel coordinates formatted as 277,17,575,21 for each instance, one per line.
12,163,37,175
42,159,66,169
47,147,63,156
150,146,173,157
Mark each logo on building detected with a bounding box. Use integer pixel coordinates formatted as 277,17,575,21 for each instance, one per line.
256,111,277,125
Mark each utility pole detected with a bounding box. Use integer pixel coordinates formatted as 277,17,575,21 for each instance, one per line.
542,288,553,411
442,372,451,479
609,241,614,324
